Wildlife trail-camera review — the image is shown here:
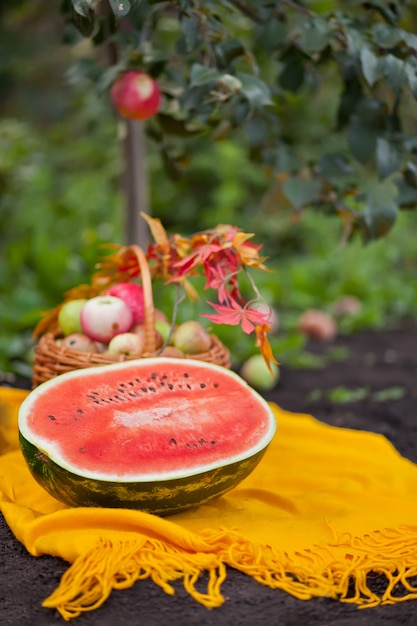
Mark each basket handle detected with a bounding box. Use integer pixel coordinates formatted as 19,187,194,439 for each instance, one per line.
129,244,157,354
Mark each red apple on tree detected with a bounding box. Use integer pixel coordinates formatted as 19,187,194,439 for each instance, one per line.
110,71,161,121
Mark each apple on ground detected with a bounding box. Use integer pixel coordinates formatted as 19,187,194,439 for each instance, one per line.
58,299,88,336
297,309,337,341
80,295,133,343
239,354,280,391
107,332,144,357
332,296,362,317
110,71,161,121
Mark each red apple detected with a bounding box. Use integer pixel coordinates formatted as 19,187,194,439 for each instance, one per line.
107,282,145,325
110,71,161,121
298,309,337,341
80,296,133,343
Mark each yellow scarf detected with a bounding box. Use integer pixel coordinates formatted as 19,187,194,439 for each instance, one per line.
1,386,417,621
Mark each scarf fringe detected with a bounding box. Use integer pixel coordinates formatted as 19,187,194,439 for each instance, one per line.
42,524,417,621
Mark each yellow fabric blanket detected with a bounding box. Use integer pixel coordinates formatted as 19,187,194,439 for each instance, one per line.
1,386,417,621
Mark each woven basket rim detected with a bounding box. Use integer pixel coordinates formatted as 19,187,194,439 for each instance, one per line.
31,244,231,387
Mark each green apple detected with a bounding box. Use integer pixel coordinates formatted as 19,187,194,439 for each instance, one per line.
173,321,211,354
239,354,280,391
58,299,88,336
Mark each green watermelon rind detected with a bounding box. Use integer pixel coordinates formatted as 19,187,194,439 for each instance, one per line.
19,431,270,516
18,357,277,516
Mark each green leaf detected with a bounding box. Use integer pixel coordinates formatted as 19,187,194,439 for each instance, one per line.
319,153,354,181
371,23,402,48
189,64,220,87
179,13,200,53
237,74,273,108
300,16,331,54
215,39,246,67
362,1,400,25
279,53,305,92
403,31,417,51
404,161,417,187
69,5,95,37
157,113,203,137
376,138,403,179
345,24,366,57
396,179,417,208
363,178,399,239
372,386,406,402
405,62,417,98
360,47,384,87
108,0,131,18
282,177,321,208
256,19,287,51
71,0,93,18
326,386,369,404
348,115,377,164
383,54,405,92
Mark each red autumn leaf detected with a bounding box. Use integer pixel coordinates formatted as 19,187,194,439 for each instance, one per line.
202,300,271,334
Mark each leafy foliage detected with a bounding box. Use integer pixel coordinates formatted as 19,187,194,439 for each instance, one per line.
61,0,417,240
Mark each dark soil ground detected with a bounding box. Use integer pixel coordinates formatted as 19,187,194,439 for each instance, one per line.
2,320,417,626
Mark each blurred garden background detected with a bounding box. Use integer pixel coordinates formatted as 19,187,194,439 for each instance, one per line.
1,0,417,380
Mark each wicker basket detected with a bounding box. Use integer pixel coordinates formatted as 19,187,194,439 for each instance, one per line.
32,245,231,387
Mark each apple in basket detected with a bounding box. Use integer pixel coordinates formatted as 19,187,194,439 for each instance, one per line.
61,333,99,353
106,282,145,325
173,321,212,354
107,332,145,357
80,296,133,343
58,299,88,336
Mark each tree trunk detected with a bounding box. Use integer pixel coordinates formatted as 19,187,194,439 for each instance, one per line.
122,120,150,248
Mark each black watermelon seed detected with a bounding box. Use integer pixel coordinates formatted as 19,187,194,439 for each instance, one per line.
211,440,216,445
200,383,206,388
48,415,56,421
76,409,83,414
199,438,205,445
141,387,148,393
186,384,191,390
168,384,174,390
148,387,156,392
170,438,177,445
184,373,189,378
213,383,219,388
151,373,158,380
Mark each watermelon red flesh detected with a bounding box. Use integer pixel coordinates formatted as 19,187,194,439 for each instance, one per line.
19,358,276,482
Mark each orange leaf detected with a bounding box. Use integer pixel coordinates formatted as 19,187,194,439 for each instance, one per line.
255,324,279,374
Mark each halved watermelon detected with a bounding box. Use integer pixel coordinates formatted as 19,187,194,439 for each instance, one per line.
18,358,277,516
